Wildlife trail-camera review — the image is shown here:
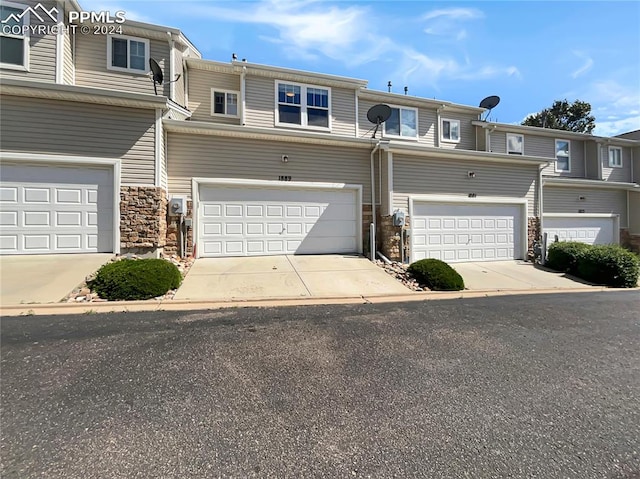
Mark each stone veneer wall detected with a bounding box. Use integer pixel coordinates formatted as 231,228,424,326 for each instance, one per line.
164,200,194,257
378,214,409,262
120,187,167,256
620,229,640,253
527,217,540,261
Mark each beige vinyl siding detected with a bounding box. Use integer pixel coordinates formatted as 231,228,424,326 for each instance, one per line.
244,76,356,136
476,128,487,151
167,134,372,200
629,191,640,234
541,138,585,177
634,146,640,183
393,155,538,216
245,75,273,127
0,96,156,185
489,131,506,153
75,33,170,96
585,141,599,179
357,98,437,145
188,69,240,124
601,145,632,183
439,112,478,150
0,0,56,82
173,47,185,107
543,186,628,227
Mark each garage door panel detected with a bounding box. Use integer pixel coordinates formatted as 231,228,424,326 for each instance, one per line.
543,216,616,246
412,200,523,263
0,164,114,254
198,184,359,257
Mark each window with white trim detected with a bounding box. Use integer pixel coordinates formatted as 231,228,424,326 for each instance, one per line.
211,89,239,117
441,119,460,143
276,82,330,130
506,133,524,155
608,146,622,168
0,2,29,70
555,139,571,172
107,35,149,74
384,106,418,139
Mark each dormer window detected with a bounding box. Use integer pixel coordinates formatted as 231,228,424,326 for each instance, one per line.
275,82,330,130
384,106,418,139
107,34,149,74
507,133,524,155
441,119,460,143
0,2,29,70
211,89,239,117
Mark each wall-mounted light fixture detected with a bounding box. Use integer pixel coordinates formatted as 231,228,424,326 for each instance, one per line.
578,195,586,201
281,155,289,163
578,209,585,213
468,171,476,178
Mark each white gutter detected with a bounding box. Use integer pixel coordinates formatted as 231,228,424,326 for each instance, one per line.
240,64,247,126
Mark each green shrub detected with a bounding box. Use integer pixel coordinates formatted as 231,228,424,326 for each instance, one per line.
407,259,465,291
546,241,592,273
576,245,640,288
90,259,182,300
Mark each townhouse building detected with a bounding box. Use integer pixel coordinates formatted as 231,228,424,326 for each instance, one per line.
1,0,639,264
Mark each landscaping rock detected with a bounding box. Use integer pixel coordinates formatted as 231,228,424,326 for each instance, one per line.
374,260,426,292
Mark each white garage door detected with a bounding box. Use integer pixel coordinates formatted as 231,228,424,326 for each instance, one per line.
0,163,114,254
198,183,359,257
544,215,617,246
411,201,523,263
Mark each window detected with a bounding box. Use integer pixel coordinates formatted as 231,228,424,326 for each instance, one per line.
555,139,571,172
0,2,29,70
107,35,149,74
608,146,622,168
441,119,460,143
211,90,239,117
276,82,330,130
506,133,524,155
384,106,418,139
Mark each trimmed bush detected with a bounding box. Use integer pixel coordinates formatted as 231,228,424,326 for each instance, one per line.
576,245,640,288
407,258,465,291
546,241,592,274
90,259,182,300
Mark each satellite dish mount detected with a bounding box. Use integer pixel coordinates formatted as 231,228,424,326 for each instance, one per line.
366,104,392,139
479,95,500,121
149,58,182,96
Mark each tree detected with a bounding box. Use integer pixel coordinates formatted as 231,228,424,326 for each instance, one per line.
522,99,595,134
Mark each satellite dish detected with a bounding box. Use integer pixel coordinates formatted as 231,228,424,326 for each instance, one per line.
366,104,392,138
148,58,182,96
479,95,500,120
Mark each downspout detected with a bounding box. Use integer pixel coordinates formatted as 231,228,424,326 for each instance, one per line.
240,65,247,126
167,32,175,100
486,124,497,152
596,140,604,180
370,141,381,260
538,162,550,263
630,147,634,183
436,104,446,147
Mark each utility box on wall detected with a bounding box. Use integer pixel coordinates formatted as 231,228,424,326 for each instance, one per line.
392,210,406,227
169,197,187,216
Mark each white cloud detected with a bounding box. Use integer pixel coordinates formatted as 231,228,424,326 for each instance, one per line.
593,115,640,137
422,8,484,22
571,51,594,79
422,7,484,38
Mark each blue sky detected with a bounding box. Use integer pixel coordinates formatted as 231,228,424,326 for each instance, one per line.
84,0,639,136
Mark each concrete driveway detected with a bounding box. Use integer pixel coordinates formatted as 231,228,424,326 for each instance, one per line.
0,254,113,305
174,254,411,301
454,260,597,290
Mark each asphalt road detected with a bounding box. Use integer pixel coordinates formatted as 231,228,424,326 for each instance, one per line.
2,292,639,478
